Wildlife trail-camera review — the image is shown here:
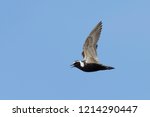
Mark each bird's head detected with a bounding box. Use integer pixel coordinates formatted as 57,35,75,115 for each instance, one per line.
71,60,84,68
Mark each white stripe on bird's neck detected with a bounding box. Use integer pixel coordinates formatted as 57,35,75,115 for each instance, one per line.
79,61,84,67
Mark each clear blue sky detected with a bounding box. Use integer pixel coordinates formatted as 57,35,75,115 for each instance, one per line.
0,0,150,100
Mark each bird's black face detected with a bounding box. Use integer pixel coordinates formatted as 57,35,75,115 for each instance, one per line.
71,61,80,68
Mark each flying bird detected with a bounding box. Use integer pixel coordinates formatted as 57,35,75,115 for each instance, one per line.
71,21,114,72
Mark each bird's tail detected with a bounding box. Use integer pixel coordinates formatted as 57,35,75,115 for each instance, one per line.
106,66,115,70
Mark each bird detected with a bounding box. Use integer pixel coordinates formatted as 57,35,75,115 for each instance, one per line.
71,21,114,72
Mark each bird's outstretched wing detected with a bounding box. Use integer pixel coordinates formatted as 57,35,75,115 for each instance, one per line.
82,21,102,63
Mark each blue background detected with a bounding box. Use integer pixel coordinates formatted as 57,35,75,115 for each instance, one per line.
0,0,150,99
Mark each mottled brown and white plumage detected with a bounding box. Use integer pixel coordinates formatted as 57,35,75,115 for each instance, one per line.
82,21,102,64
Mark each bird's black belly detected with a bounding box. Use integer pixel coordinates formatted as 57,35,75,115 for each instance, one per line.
80,63,114,72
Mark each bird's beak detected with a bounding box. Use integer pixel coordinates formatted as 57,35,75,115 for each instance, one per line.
70,64,74,68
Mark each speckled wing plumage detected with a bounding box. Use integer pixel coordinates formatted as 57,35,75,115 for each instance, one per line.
82,21,102,64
